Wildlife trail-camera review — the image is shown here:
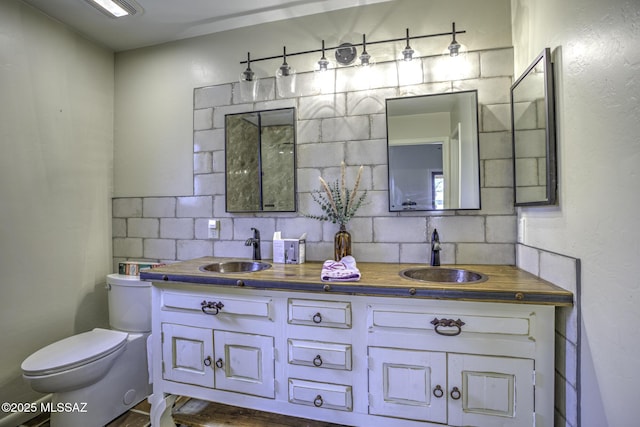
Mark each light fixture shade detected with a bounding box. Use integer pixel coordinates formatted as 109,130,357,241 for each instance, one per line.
239,52,259,102
316,40,332,72
398,57,423,86
448,22,463,57
448,39,461,56
275,47,297,98
354,34,377,91
312,40,335,94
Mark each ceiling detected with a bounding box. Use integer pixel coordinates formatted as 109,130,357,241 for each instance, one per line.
23,0,395,52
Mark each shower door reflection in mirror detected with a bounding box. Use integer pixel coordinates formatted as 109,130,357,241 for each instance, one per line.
386,91,481,211
225,108,296,212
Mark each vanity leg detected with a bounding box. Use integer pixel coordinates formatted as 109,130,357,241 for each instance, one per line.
149,392,177,427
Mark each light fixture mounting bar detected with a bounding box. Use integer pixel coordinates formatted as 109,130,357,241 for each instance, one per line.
239,25,466,64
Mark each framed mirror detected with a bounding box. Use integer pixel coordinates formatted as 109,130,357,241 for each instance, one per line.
386,91,481,211
225,108,297,212
511,48,557,206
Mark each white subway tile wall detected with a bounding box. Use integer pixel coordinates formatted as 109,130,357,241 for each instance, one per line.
516,243,580,427
113,47,516,267
112,48,579,424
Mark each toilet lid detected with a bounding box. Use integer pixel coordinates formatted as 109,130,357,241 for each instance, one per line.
22,328,128,376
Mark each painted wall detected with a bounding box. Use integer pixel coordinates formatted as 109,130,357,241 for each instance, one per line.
511,0,640,426
0,0,114,419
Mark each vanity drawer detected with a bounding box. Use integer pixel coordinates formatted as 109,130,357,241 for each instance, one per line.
288,299,351,328
369,306,530,336
287,339,352,371
162,291,272,319
288,378,352,412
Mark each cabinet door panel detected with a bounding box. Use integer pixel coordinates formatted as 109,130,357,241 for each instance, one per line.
448,354,534,427
162,323,214,387
213,330,275,398
368,347,446,423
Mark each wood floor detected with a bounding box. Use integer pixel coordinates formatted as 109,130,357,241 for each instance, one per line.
20,396,347,427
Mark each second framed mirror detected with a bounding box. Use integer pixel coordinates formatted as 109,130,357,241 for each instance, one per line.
386,91,481,211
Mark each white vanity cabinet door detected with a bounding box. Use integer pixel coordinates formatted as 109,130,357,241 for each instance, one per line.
368,347,447,424
447,354,534,427
213,330,275,398
161,323,214,388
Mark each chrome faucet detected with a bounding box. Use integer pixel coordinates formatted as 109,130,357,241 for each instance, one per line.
245,227,261,260
430,228,441,266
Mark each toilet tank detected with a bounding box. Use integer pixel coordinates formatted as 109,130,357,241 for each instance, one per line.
106,274,151,332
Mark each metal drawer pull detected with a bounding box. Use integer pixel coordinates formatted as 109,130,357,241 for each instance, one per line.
203,356,212,367
215,358,224,369
431,317,465,336
313,395,324,407
201,300,224,315
312,312,322,323
313,355,323,367
450,386,462,400
433,384,444,398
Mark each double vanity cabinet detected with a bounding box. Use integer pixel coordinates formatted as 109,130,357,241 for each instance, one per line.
141,258,572,427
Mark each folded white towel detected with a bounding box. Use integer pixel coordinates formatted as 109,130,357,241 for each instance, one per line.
321,256,361,282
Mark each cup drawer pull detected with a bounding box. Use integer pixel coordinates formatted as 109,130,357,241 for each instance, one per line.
431,317,465,336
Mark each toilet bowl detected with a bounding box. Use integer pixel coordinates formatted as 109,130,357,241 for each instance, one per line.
21,274,153,427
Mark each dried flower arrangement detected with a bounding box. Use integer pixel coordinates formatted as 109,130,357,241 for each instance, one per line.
305,162,368,226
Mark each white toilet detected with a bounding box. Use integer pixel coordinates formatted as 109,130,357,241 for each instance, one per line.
21,274,153,427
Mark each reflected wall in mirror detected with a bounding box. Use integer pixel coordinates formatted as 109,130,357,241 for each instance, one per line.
225,108,296,212
511,47,557,206
386,91,481,211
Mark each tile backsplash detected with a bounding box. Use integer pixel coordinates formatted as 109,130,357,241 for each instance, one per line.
112,47,579,425
517,243,580,427
113,47,516,266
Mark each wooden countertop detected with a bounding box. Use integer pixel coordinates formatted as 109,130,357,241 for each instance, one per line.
140,257,573,306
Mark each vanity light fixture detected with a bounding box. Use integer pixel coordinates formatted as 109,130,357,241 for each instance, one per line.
275,47,297,98
239,52,259,102
84,0,137,18
313,40,335,95
402,28,415,61
317,40,331,71
237,22,466,99
359,34,372,66
448,22,461,57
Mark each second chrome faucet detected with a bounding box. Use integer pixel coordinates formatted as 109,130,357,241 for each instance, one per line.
430,228,441,266
245,227,261,260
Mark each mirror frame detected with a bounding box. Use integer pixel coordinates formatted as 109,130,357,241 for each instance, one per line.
385,90,481,212
510,47,557,206
224,107,297,213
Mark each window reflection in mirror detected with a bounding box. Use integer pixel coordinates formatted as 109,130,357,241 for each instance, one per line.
225,108,296,212
386,91,481,211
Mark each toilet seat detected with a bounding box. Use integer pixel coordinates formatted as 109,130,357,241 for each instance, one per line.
21,328,128,376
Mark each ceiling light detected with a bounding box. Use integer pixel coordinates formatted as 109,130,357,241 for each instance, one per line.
85,0,137,18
